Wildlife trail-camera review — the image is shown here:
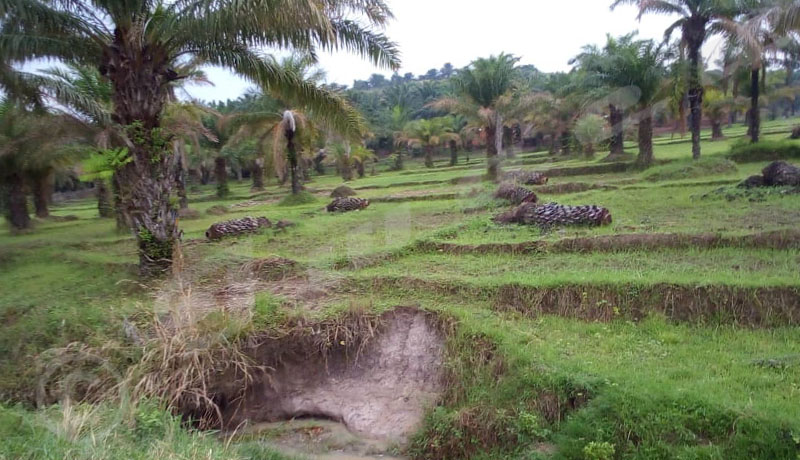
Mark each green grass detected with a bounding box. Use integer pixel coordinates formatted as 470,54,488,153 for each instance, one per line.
0,401,295,460
2,120,800,459
728,139,800,163
277,190,318,206
352,248,800,287
641,157,739,182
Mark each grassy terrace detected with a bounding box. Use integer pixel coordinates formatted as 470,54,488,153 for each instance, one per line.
2,119,800,459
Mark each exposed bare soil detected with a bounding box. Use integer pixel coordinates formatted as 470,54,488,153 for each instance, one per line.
227,307,445,442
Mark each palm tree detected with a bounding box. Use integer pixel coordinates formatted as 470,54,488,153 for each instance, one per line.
526,90,585,156
574,113,609,157
738,14,774,144
433,53,520,180
572,34,635,158
272,110,325,194
396,117,460,168
448,115,468,165
612,0,745,159
36,63,211,221
0,100,88,230
350,145,377,178
224,55,361,195
703,88,732,140
1,0,399,275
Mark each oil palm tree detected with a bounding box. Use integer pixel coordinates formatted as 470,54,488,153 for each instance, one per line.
0,0,399,275
612,0,745,159
703,88,734,140
350,145,377,178
572,33,668,164
0,100,89,230
272,110,324,194
432,53,520,180
224,54,360,194
36,63,212,220
572,34,636,158
573,113,609,157
396,117,460,168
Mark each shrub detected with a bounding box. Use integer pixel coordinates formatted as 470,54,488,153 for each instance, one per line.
727,140,800,163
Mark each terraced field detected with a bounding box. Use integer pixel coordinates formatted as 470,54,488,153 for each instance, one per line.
1,121,800,460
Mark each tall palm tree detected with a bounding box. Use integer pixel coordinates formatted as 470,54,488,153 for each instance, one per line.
224,54,360,195
572,34,641,158
0,0,399,275
576,35,668,165
433,53,520,181
36,63,212,221
612,0,745,159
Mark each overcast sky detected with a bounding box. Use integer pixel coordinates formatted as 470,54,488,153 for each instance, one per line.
184,0,727,103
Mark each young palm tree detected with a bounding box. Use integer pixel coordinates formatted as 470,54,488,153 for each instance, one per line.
433,53,520,180
703,88,733,140
350,145,377,178
612,0,744,159
573,114,609,157
396,117,460,168
0,0,399,275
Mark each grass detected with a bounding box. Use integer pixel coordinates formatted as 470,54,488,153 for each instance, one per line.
728,139,800,163
1,119,800,459
641,157,738,182
277,190,318,206
352,248,800,287
0,401,294,460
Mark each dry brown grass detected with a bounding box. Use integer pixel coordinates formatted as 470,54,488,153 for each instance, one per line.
123,298,388,430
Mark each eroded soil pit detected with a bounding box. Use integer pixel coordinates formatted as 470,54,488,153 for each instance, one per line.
225,307,445,456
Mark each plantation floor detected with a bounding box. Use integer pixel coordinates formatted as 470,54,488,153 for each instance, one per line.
2,119,800,460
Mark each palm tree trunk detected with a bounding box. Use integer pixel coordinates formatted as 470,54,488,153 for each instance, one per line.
495,113,504,158
97,179,114,218
104,39,182,276
215,156,228,198
252,158,265,190
449,140,458,166
200,166,210,185
111,171,128,232
174,150,188,210
560,131,571,155
424,145,434,168
5,172,30,230
31,170,53,218
584,143,595,158
686,30,705,160
486,123,500,181
749,67,760,144
286,130,301,194
503,125,515,158
549,132,559,155
608,104,624,156
637,106,654,167
711,120,724,141
117,152,179,276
